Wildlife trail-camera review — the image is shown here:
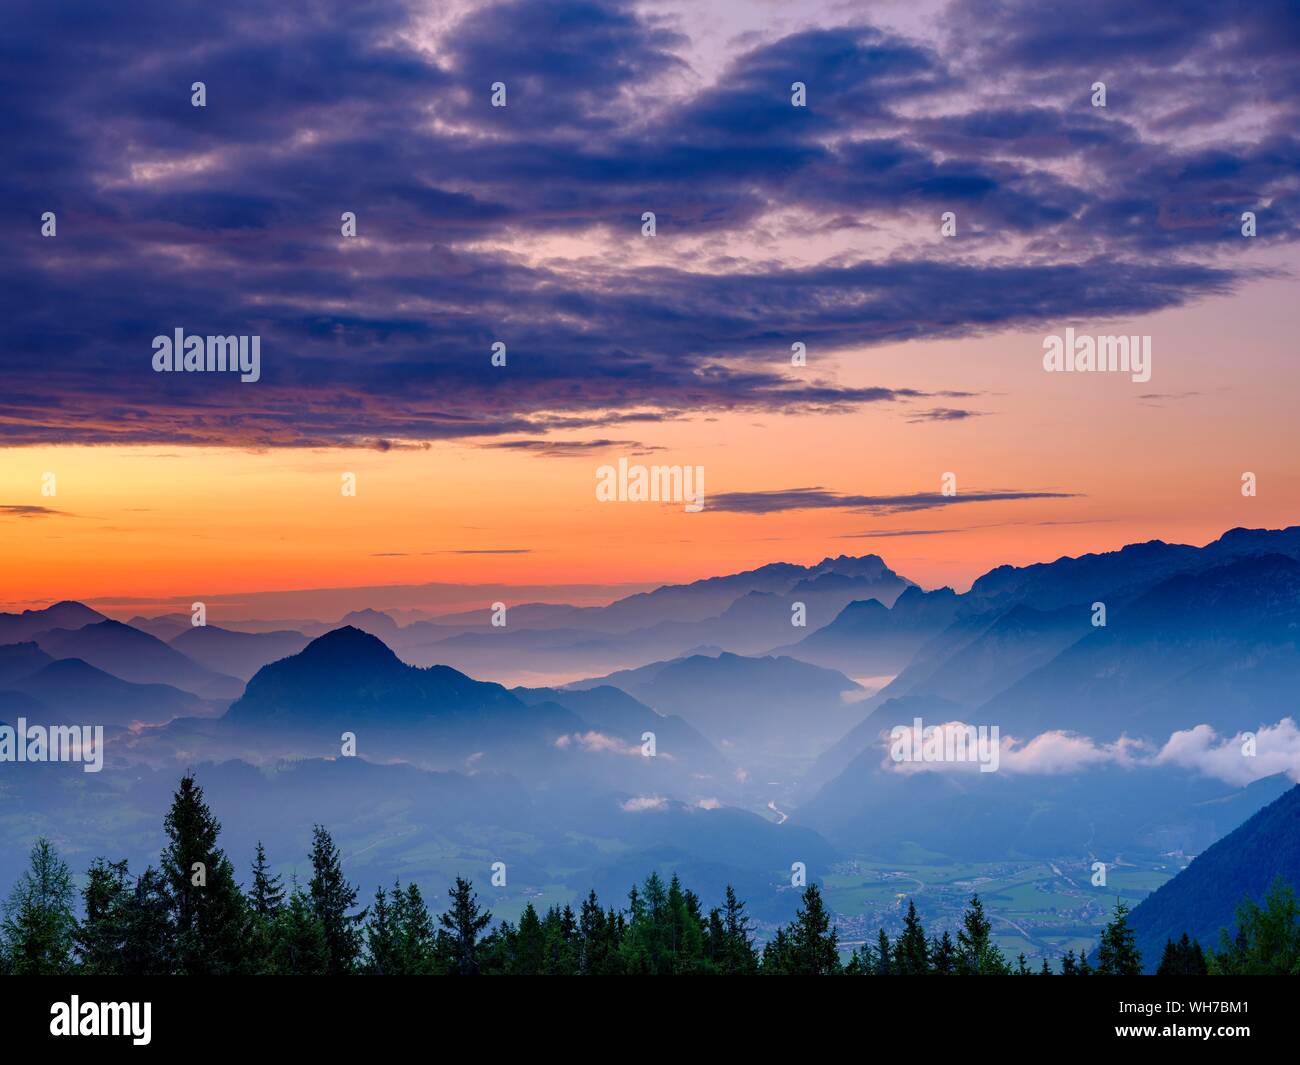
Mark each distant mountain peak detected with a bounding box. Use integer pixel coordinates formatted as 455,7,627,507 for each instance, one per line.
340,607,397,624
297,625,402,666
16,600,106,624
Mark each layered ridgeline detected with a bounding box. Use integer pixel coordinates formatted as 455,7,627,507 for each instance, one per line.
809,527,1300,790
32,618,241,699
390,553,914,679
1123,783,1300,973
5,526,1300,950
794,529,1300,861
181,627,746,802
567,652,865,761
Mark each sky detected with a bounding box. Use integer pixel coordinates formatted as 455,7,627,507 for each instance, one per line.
2,0,1298,613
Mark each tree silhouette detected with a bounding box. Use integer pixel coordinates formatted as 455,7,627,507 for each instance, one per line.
1,838,76,975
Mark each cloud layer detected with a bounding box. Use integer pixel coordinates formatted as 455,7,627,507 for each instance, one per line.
3,0,1295,447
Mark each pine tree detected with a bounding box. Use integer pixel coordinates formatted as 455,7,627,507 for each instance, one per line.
543,903,579,975
512,902,546,974
1039,957,1052,975
245,841,285,973
397,882,438,974
1160,932,1210,976
621,873,674,974
759,927,793,974
307,824,364,975
364,886,398,974
956,894,1010,975
74,858,130,974
787,884,841,975
437,876,492,975
577,890,620,975
1209,877,1300,975
161,774,250,974
720,884,758,975
1,838,76,974
706,906,727,967
117,867,177,976
249,841,285,918
1061,949,1078,976
1015,952,1030,975
874,928,892,975
678,885,709,973
270,887,330,975
931,930,957,975
1095,900,1142,975
893,899,930,975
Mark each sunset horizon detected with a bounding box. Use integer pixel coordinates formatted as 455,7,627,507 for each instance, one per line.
3,0,1299,1038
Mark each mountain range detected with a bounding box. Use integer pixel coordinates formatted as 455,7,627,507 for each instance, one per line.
4,525,1300,948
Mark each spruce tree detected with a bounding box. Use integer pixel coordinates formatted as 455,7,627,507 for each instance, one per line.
270,887,330,975
513,902,546,974
893,899,930,975
931,929,956,975
397,882,438,974
720,884,758,974
364,886,397,974
787,884,841,975
437,876,492,975
956,894,1010,975
74,858,131,974
874,928,892,975
1156,938,1179,976
1095,900,1142,975
307,824,364,975
1159,932,1210,976
578,890,616,975
544,903,579,975
117,867,178,975
246,841,285,973
1209,877,1300,975
1,838,76,975
250,841,285,918
759,927,793,974
161,774,250,974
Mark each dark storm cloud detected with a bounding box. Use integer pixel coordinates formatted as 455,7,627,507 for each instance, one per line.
0,0,1293,447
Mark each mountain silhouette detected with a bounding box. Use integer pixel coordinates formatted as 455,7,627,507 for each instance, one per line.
32,619,241,699
169,624,309,681
6,657,206,726
223,627,584,769
1124,782,1300,973
0,600,105,644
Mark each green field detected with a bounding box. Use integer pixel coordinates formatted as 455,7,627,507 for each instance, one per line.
823,854,1188,966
